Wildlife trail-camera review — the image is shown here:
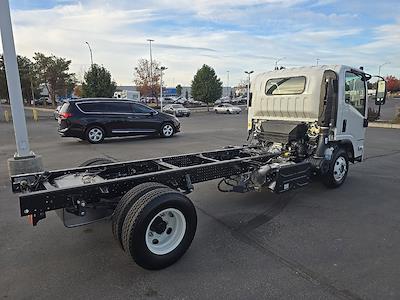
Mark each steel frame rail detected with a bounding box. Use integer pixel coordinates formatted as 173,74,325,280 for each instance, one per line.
11,146,274,225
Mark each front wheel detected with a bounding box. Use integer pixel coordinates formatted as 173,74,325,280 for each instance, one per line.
121,189,197,270
323,148,349,188
160,123,175,138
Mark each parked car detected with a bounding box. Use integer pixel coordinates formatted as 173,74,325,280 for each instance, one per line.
213,103,242,114
162,104,191,117
58,98,180,143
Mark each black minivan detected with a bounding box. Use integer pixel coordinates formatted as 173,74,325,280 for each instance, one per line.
58,98,180,143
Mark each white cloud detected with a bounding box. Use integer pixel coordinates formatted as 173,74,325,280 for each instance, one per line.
0,0,399,86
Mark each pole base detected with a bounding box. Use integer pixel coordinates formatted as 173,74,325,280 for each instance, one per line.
8,154,43,176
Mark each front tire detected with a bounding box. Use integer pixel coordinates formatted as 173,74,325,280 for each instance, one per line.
121,189,197,270
323,148,349,188
86,126,105,144
160,123,175,138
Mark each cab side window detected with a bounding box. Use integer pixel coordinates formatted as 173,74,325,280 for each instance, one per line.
344,72,366,115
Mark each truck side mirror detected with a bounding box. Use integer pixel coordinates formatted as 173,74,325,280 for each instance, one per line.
375,80,387,105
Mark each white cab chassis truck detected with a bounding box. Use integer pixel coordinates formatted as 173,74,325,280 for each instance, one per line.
11,65,386,270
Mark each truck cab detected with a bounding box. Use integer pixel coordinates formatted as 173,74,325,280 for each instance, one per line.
248,65,386,162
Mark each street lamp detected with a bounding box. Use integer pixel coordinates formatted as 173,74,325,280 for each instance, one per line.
274,57,286,70
147,39,154,97
244,71,254,108
226,70,230,97
157,66,167,111
378,62,390,76
85,41,93,66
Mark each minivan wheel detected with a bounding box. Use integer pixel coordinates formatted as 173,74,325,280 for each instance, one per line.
86,126,105,143
160,123,175,138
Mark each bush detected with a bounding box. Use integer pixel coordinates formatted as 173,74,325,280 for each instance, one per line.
394,108,400,124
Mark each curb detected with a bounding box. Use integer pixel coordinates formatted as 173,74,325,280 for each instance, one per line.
369,122,400,129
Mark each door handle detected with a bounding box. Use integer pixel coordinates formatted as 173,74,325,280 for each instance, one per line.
342,119,347,132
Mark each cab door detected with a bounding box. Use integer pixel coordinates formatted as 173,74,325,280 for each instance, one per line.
338,70,367,159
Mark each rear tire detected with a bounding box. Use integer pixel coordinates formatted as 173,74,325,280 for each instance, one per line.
86,126,105,144
323,148,349,188
121,189,197,270
112,182,168,249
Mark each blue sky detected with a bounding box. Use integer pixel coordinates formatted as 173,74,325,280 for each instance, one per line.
3,0,399,85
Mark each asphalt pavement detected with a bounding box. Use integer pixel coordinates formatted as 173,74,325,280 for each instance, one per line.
1,112,400,299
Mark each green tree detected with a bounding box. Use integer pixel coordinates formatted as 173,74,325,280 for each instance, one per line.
0,55,8,100
191,64,222,110
33,52,75,106
0,54,40,103
82,64,117,98
176,84,182,96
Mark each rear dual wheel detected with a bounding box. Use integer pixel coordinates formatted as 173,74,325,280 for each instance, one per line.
115,184,197,270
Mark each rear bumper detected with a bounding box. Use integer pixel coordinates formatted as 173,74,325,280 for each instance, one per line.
175,111,190,117
58,126,84,138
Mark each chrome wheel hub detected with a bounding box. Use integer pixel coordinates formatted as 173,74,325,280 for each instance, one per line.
88,128,103,142
162,125,174,137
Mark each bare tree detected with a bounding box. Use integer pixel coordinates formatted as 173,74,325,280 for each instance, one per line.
134,58,161,101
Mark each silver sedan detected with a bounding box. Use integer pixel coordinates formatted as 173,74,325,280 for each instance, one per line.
213,103,241,114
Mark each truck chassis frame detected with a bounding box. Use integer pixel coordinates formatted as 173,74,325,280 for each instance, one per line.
11,146,285,226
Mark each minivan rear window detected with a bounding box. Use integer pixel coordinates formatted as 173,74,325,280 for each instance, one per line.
265,76,306,95
59,102,70,113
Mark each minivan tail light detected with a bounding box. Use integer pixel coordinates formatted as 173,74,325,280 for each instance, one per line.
60,112,72,119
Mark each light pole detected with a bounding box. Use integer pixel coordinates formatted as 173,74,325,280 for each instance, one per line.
0,0,42,174
147,39,154,97
316,58,320,66
244,71,254,108
226,71,230,97
274,57,286,70
85,41,93,66
378,62,390,76
157,66,167,111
